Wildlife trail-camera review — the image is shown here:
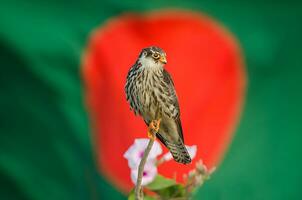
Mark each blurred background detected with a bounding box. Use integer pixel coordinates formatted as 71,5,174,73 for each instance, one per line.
1,0,302,200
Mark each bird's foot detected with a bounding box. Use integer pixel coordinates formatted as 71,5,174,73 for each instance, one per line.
147,119,161,140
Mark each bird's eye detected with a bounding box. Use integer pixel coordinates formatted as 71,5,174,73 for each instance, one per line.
152,53,160,59
143,51,147,56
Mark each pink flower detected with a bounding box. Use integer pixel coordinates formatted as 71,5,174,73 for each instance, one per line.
124,138,162,169
162,145,197,162
124,139,198,186
130,162,158,186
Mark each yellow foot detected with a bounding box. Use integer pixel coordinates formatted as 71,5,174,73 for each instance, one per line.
147,131,156,140
147,119,161,139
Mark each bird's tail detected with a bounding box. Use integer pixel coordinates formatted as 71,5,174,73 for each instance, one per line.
165,139,192,164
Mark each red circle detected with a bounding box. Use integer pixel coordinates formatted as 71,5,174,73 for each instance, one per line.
82,10,245,192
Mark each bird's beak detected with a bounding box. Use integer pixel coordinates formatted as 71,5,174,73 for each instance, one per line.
160,56,167,64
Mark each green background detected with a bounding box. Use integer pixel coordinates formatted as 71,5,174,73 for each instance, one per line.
1,0,302,199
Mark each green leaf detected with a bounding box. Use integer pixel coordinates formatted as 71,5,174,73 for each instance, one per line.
146,175,177,190
144,195,157,200
128,175,185,200
154,184,186,199
128,189,135,200
128,189,156,200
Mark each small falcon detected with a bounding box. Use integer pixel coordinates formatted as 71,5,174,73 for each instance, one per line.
125,46,191,164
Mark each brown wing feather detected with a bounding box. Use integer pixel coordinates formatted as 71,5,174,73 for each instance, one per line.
145,70,190,164
162,69,184,143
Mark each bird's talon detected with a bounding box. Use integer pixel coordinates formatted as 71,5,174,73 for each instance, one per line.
147,131,156,140
151,119,161,132
147,119,161,139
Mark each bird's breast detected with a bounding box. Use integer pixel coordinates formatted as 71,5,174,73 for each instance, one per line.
139,69,166,119
126,66,169,121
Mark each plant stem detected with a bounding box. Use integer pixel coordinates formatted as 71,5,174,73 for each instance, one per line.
135,137,155,200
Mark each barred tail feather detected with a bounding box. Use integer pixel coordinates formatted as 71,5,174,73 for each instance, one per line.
165,140,192,164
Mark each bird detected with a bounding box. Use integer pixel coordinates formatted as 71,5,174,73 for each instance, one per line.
125,46,191,164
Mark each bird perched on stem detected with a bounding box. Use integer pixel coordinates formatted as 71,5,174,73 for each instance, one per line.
125,46,191,164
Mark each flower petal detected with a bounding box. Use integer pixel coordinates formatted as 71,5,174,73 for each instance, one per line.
124,138,163,169
131,162,157,186
160,145,197,163
134,138,162,159
186,145,197,159
162,152,173,161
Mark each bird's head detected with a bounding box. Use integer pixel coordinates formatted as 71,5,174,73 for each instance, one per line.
137,46,167,68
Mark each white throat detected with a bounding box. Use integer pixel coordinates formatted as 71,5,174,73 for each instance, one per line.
139,57,163,71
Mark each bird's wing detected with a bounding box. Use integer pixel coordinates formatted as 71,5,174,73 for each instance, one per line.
144,69,190,164
125,63,141,115
161,69,184,142
162,69,180,118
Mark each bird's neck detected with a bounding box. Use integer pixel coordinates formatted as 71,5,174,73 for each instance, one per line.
137,61,163,74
